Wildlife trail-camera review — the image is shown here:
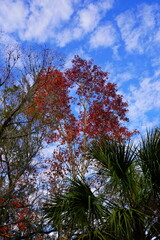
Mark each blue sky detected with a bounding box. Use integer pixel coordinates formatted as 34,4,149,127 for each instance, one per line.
0,0,160,135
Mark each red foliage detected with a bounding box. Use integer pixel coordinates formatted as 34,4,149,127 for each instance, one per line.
0,196,30,238
0,226,9,236
28,56,137,179
65,56,135,141
28,68,77,144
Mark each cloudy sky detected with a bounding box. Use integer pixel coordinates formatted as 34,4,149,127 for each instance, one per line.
0,0,160,135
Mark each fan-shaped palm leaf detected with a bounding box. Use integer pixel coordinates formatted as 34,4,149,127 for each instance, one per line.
139,128,160,195
44,178,108,239
90,139,138,199
108,206,147,240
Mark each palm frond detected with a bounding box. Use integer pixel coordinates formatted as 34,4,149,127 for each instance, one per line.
90,139,137,198
139,128,160,194
108,207,146,240
65,178,106,228
91,139,137,177
75,227,114,240
44,178,107,238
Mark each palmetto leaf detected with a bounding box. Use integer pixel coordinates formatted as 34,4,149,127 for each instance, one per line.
74,227,113,240
108,207,146,240
90,139,137,193
44,128,160,239
44,178,107,237
43,194,65,227
139,128,160,194
65,179,105,226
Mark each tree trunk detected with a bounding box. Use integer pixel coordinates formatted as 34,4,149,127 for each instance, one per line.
58,222,62,240
133,221,146,240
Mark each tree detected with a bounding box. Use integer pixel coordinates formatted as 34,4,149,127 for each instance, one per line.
28,55,136,192
44,128,160,240
44,178,109,240
0,42,64,239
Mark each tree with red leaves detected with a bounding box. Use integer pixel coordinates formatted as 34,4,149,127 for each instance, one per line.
0,43,63,239
29,55,136,184
65,56,134,141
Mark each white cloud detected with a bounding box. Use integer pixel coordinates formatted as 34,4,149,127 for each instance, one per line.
40,143,59,158
0,0,115,45
22,0,74,41
56,27,82,47
78,0,115,32
154,30,160,42
151,56,160,67
64,47,91,69
0,31,19,47
104,60,160,133
116,11,141,53
56,29,72,47
0,0,28,32
90,23,116,48
137,3,158,28
78,0,115,33
0,0,74,42
114,72,133,86
116,3,160,54
126,76,160,131
154,69,160,78
56,0,115,47
98,0,115,11
78,3,100,32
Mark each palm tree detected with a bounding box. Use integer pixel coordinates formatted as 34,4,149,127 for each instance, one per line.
90,130,160,240
44,128,160,240
44,178,110,239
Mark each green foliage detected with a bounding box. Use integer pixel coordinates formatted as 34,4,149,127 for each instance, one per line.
44,128,160,240
44,178,107,239
0,43,62,239
139,128,160,195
